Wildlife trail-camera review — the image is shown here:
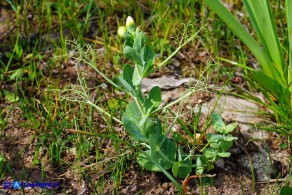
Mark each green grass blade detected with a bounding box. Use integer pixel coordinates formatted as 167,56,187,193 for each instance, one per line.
286,0,292,110
243,0,286,83
204,0,284,85
286,0,292,86
250,71,290,106
170,110,193,138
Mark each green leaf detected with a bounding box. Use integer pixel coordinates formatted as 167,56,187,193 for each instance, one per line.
124,101,155,137
113,75,129,92
132,65,143,86
143,45,154,63
144,86,161,112
203,148,218,162
224,122,238,134
113,65,135,95
242,0,285,78
133,29,145,51
144,118,155,137
287,0,292,87
172,162,180,177
172,158,192,178
280,186,292,195
125,101,141,123
223,134,238,142
123,64,134,86
2,89,19,103
137,150,160,172
9,68,23,81
172,147,192,178
206,163,215,171
122,117,147,142
218,139,233,152
217,152,231,158
207,134,223,149
16,46,23,60
196,157,204,174
250,70,290,107
154,119,163,135
124,34,134,48
207,133,235,152
149,134,176,169
6,0,17,11
142,45,155,73
127,26,136,36
211,112,225,133
124,46,143,66
5,52,13,59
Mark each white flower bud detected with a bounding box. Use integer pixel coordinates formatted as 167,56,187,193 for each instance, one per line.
118,26,126,37
126,16,135,27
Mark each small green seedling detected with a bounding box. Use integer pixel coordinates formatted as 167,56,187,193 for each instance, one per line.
197,112,238,174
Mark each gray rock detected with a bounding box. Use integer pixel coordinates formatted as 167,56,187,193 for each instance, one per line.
215,158,225,169
141,76,196,92
237,152,274,181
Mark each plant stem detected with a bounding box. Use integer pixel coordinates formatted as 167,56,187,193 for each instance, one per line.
155,89,198,113
199,143,210,152
133,96,146,116
155,26,204,71
86,100,121,124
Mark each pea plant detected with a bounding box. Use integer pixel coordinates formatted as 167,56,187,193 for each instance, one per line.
114,16,238,190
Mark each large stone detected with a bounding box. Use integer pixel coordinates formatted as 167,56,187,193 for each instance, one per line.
207,95,263,124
